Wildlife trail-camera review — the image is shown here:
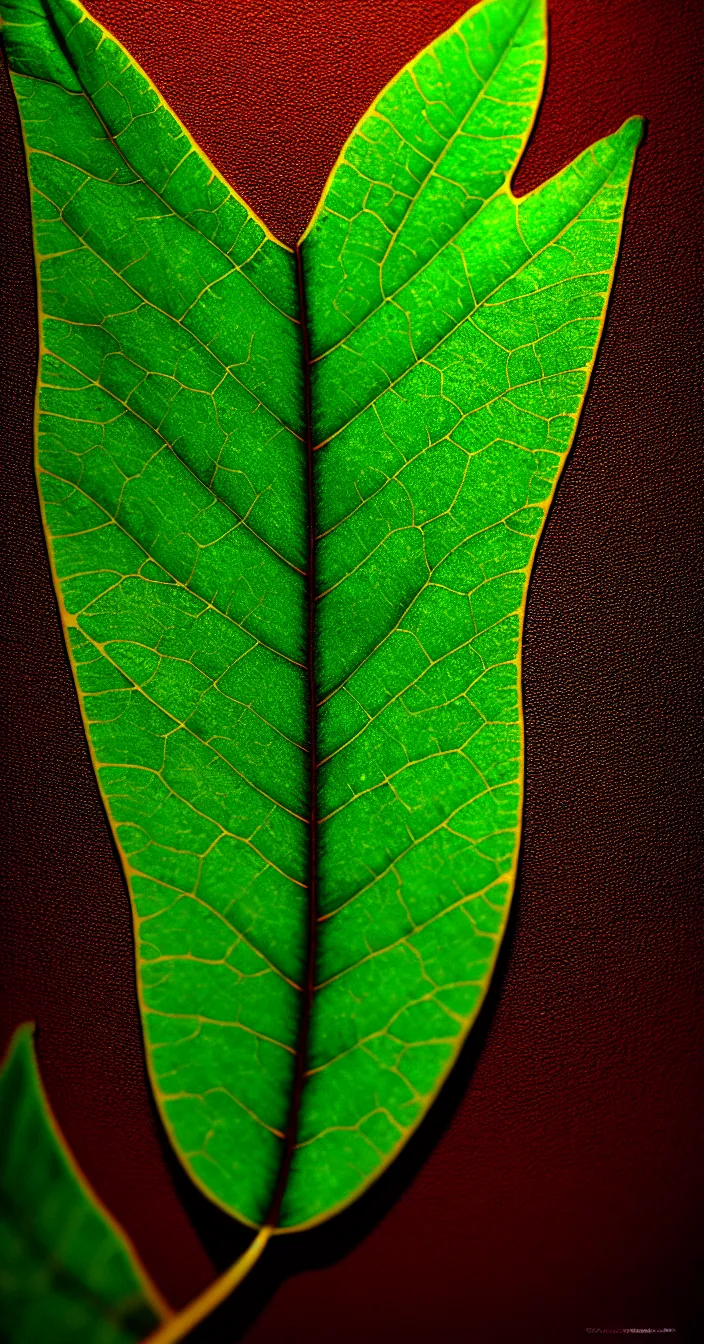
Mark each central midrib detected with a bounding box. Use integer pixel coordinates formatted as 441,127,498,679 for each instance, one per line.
264,244,318,1228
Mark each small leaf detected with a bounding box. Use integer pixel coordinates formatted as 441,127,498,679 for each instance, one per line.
0,0,642,1235
0,1024,167,1342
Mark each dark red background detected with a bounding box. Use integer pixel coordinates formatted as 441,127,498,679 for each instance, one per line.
1,0,702,1340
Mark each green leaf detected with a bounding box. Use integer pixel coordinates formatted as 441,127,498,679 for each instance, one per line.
0,0,642,1233
0,1024,166,1342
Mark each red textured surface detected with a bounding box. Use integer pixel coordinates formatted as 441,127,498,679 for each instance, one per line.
1,0,702,1340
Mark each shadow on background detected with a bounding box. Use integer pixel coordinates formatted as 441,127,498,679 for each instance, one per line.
147,856,524,1343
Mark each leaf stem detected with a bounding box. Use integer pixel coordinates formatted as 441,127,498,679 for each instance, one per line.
142,1227,271,1344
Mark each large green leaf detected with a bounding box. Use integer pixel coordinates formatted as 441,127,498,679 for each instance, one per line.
0,1025,166,1342
1,0,641,1232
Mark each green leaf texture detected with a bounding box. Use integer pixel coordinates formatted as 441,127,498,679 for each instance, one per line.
0,1025,165,1342
1,0,642,1230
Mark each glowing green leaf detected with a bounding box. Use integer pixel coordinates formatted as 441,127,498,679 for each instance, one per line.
0,1025,166,1342
0,0,642,1233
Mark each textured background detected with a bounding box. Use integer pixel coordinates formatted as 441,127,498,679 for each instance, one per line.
1,0,701,1340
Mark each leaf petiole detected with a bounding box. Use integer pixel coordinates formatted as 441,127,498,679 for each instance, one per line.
143,1227,271,1344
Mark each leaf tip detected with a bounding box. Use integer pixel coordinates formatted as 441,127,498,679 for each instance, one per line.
620,114,646,154
2,1020,36,1065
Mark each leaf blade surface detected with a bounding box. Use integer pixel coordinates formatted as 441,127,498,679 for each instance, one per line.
286,0,641,1227
1,0,642,1233
2,0,308,1227
0,1024,165,1342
